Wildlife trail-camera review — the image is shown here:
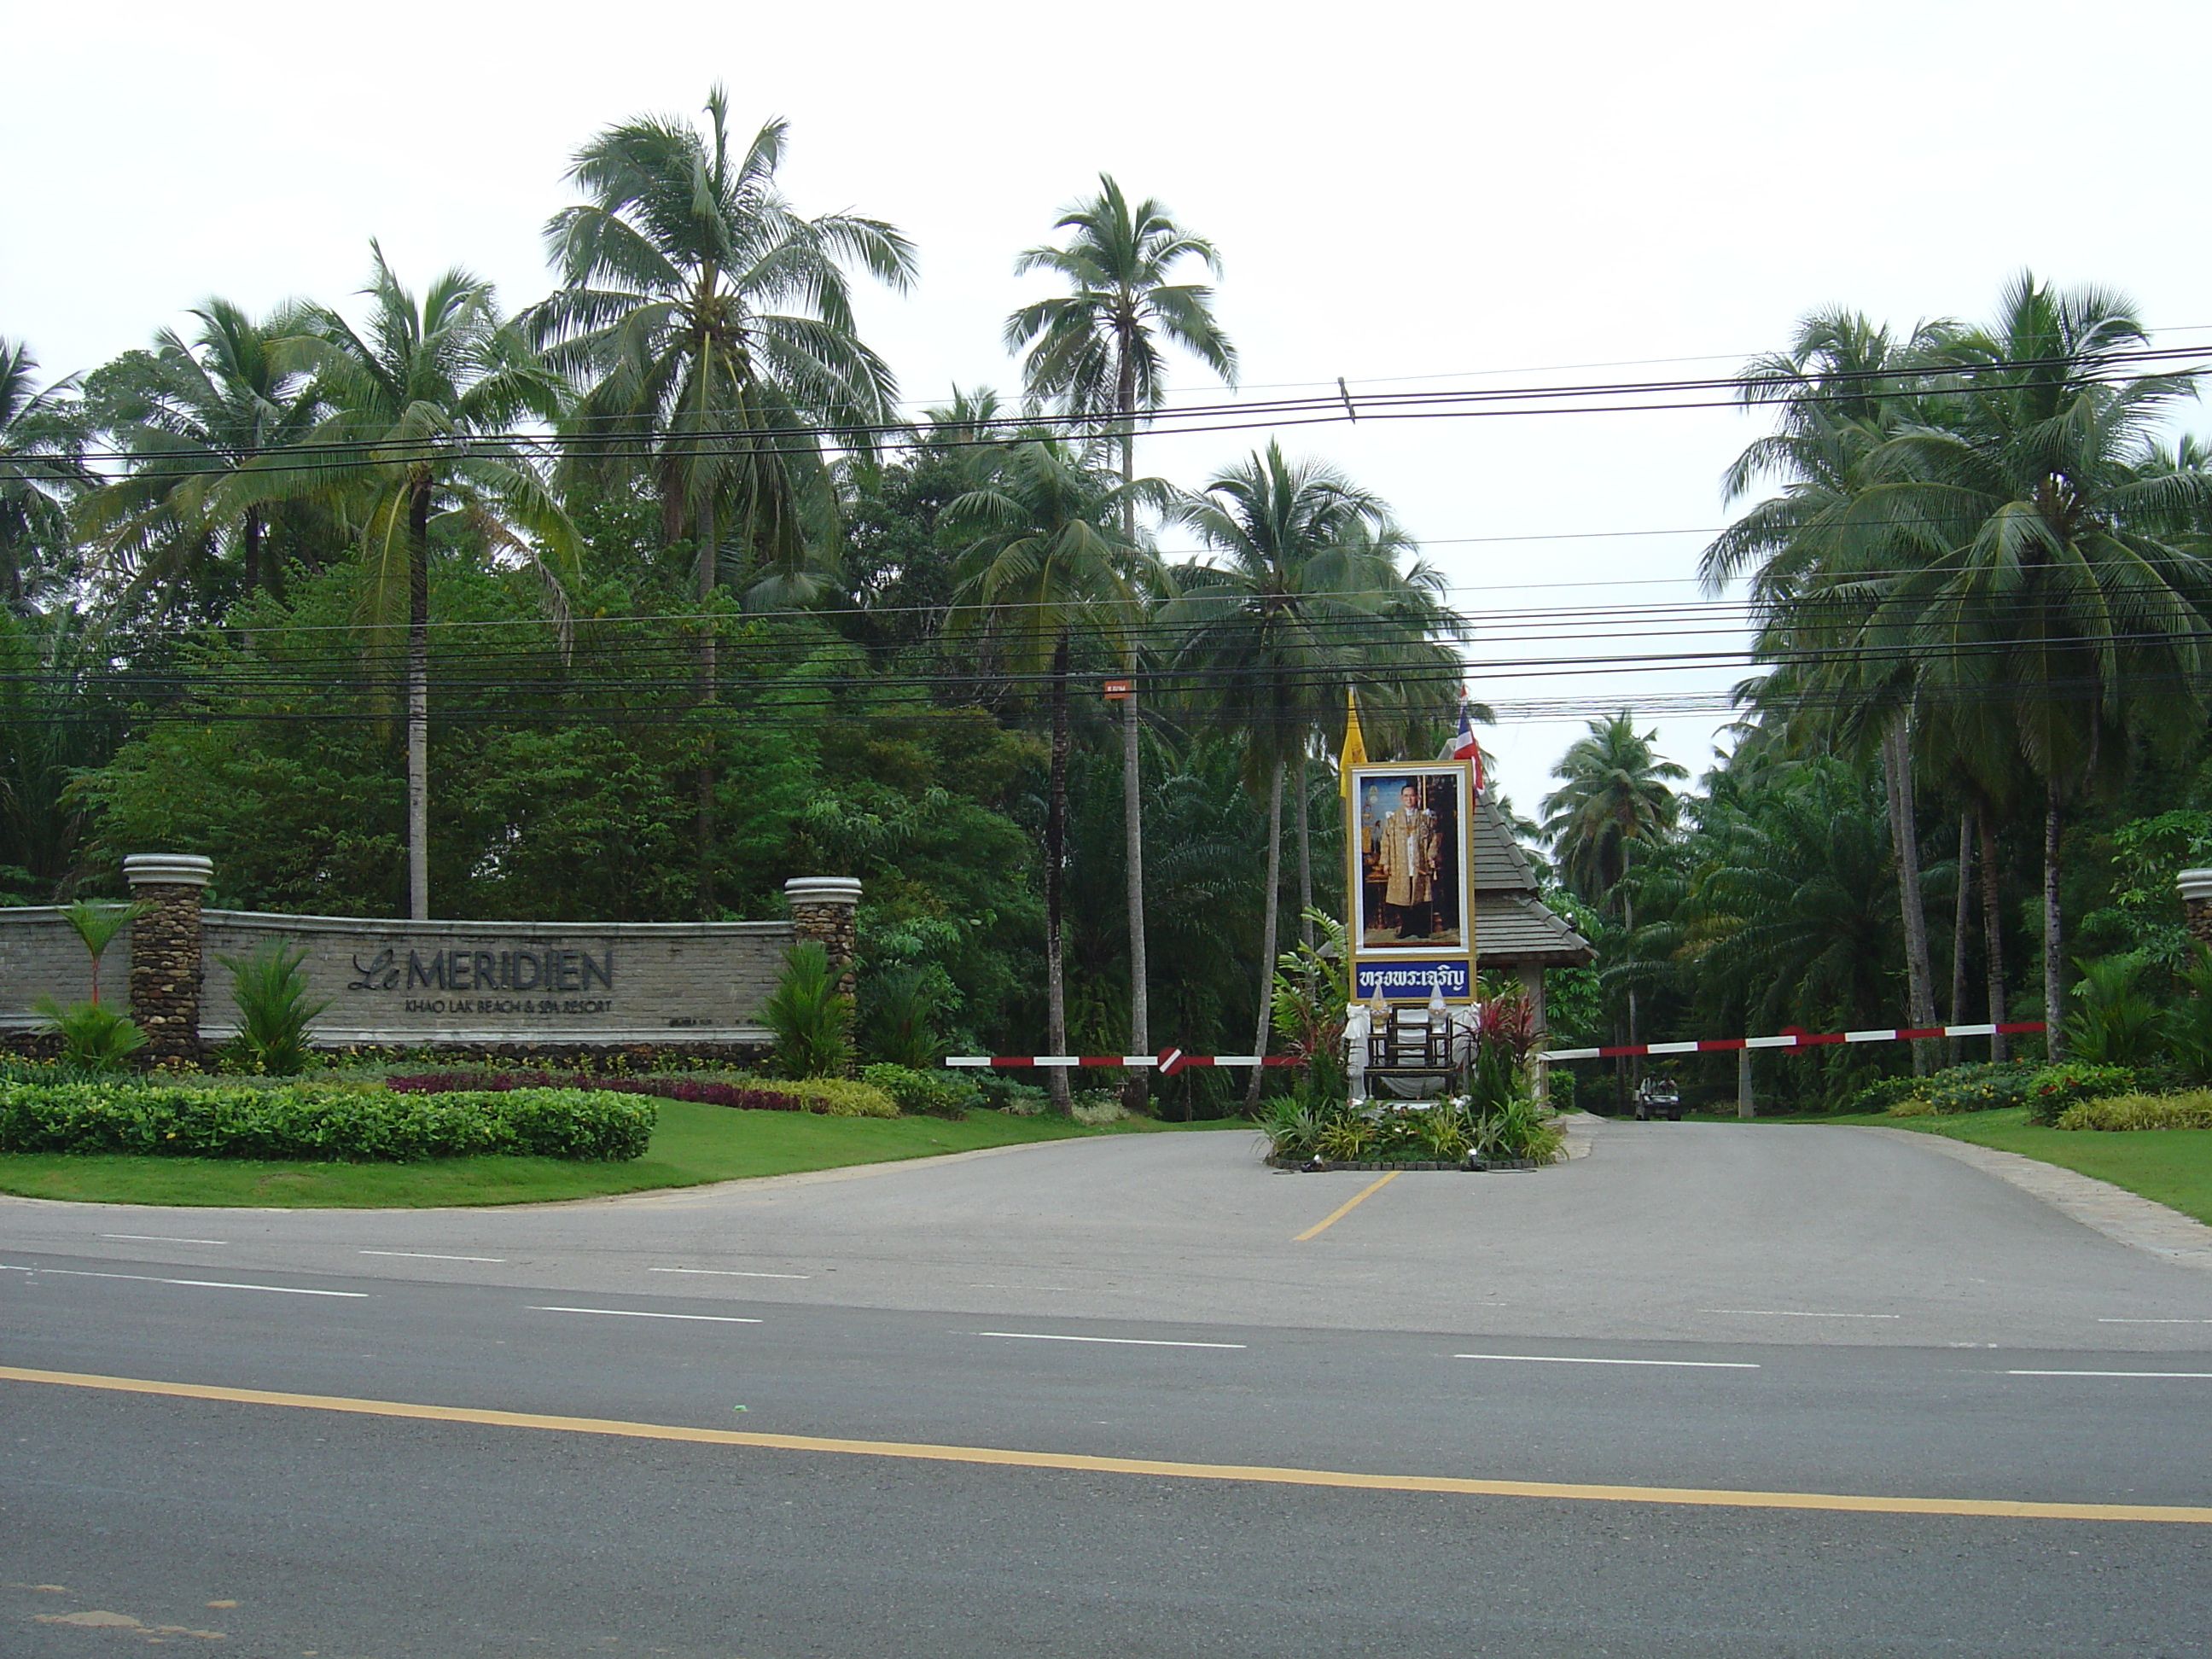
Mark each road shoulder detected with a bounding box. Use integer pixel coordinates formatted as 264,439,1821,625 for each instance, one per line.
1856,1125,2212,1272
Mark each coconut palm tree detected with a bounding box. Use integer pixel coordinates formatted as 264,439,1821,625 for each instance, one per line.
0,340,90,613
946,439,1160,1109
78,300,329,617
533,88,915,914
267,246,578,920
1541,712,1687,906
1008,176,1237,1088
1163,443,1451,1108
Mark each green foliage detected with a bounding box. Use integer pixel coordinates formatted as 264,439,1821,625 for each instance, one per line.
0,1082,654,1161
1271,909,1348,1109
760,941,854,1080
860,965,940,1068
1883,1061,2040,1115
2064,954,2163,1065
1846,1074,1933,1115
216,939,329,1074
975,1074,1051,1115
760,1075,897,1117
2057,1091,2212,1131
1255,1091,1561,1164
859,1062,977,1118
31,997,148,1069
2022,1062,2141,1125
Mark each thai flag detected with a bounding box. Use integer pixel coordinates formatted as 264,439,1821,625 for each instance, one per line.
1451,694,1483,789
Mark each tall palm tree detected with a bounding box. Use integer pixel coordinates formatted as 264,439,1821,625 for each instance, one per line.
533,89,915,916
1008,176,1237,1091
946,439,1159,1109
1543,711,1685,1085
79,300,328,617
270,246,578,920
1163,443,1449,1108
1703,309,1954,1062
0,341,89,614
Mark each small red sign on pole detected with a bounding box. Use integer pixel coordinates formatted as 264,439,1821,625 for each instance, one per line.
1102,678,1133,701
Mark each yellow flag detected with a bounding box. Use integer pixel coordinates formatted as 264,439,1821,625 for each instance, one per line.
1337,686,1368,796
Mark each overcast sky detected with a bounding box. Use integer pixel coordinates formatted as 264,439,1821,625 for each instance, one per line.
9,0,2209,812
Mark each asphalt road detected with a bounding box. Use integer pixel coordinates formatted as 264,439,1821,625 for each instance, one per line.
5,1121,2212,1656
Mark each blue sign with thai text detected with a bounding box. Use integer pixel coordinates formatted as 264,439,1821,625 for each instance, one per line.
1354,958,1470,1000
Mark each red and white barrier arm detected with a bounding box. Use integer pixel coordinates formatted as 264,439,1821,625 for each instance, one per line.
1538,1021,2046,1063
946,1050,1304,1078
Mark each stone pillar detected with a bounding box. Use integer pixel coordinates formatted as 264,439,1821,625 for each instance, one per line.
125,853,214,1067
1516,962,1549,1104
784,876,862,998
2180,869,2212,946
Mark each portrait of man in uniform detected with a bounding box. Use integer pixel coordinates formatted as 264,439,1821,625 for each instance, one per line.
1356,770,1465,948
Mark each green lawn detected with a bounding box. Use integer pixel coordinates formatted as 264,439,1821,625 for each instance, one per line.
1704,1107,2212,1229
0,1103,1245,1209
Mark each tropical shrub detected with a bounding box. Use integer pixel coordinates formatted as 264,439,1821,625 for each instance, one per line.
386,1070,896,1117
761,941,853,1080
0,1082,654,1161
860,1062,978,1118
1881,1062,2040,1115
2023,1062,2139,1126
1847,1074,1930,1115
2064,954,2163,1066
860,965,940,1068
217,938,329,1075
975,1074,1051,1115
2056,1091,2212,1131
32,997,148,1070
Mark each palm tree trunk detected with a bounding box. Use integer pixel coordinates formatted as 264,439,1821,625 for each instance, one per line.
1045,632,1072,1112
1121,691,1149,1111
1880,720,1937,1073
405,476,432,921
1948,810,1973,1066
1295,757,1314,949
1979,809,2008,1063
243,507,265,599
694,497,718,920
1246,755,1285,1111
2043,781,2064,1062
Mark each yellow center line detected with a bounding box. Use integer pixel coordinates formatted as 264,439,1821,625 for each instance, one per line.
1295,1169,1400,1240
4,1364,2207,1525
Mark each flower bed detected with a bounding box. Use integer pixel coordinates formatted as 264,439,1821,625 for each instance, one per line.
0,1082,655,1161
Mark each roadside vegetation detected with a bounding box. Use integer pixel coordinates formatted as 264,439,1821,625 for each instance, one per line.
0,1092,1235,1208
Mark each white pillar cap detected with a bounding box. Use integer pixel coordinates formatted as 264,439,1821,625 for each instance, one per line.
783,876,863,907
123,853,214,888
2180,868,2212,903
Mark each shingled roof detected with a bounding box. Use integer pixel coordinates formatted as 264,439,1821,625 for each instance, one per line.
1468,788,1593,967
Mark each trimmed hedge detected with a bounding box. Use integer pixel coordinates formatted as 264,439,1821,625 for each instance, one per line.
387,1070,899,1119
2057,1091,2212,1132
0,1083,655,1162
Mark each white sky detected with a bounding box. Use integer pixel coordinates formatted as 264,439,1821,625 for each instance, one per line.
9,0,2209,812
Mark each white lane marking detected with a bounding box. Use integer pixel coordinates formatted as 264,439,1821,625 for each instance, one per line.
530,1306,761,1324
0,1265,364,1297
97,1234,228,1246
2007,1368,2212,1379
1457,1352,1760,1370
2098,1318,2212,1324
975,1331,1247,1350
1701,1308,1900,1319
358,1250,507,1263
650,1266,810,1280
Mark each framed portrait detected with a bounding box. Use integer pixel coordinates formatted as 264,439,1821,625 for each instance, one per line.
1345,760,1476,1002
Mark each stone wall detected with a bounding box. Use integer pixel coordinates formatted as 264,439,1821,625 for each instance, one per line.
0,863,862,1059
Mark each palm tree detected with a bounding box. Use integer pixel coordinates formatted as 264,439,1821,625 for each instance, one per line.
1703,309,1954,1064
1007,176,1237,1091
1163,443,1448,1108
946,439,1159,1109
533,89,915,916
78,300,328,617
1542,711,1685,1089
271,246,578,920
0,341,89,613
